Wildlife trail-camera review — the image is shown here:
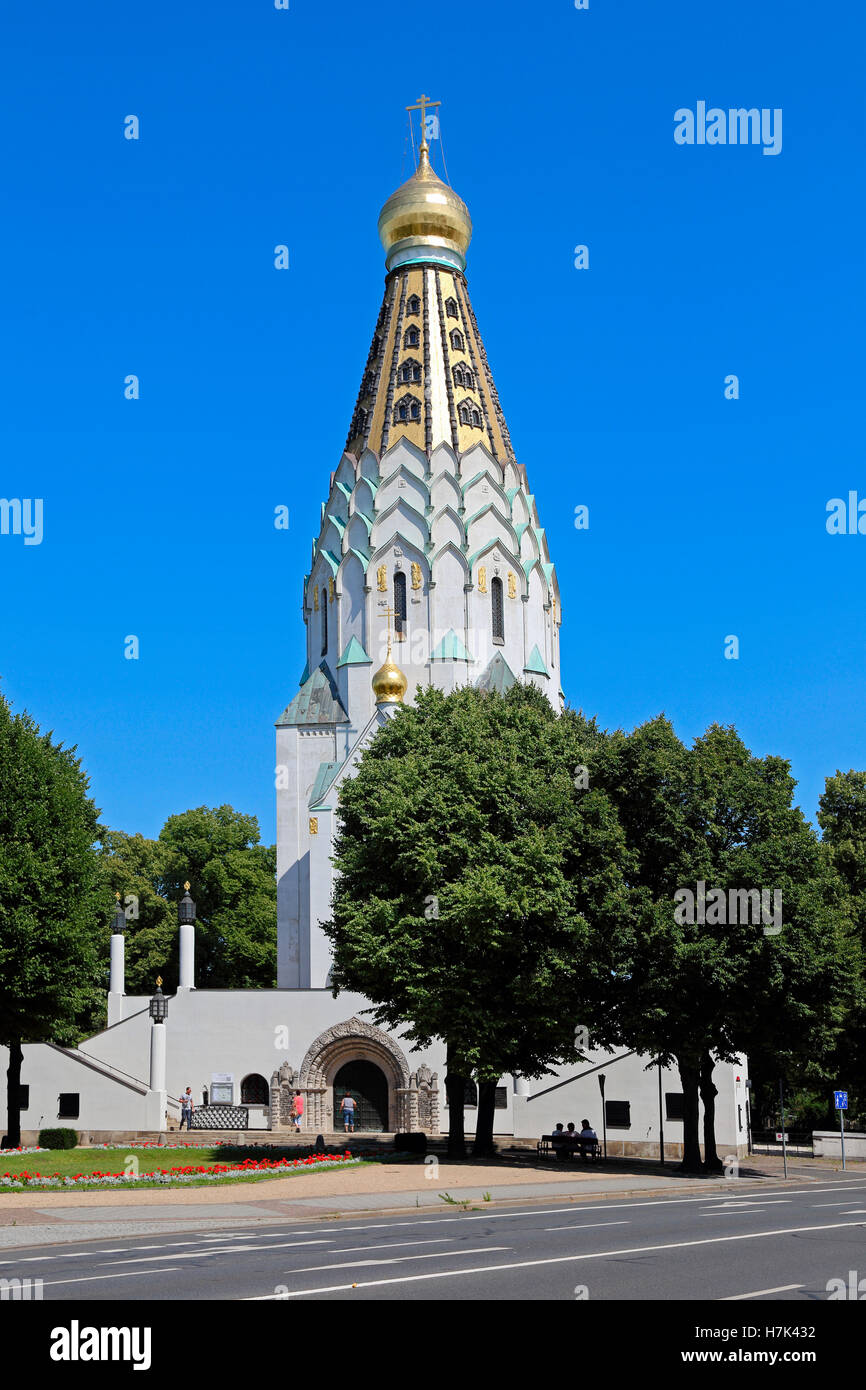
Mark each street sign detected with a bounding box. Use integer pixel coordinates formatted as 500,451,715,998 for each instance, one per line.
775,1132,788,1142
834,1090,848,1110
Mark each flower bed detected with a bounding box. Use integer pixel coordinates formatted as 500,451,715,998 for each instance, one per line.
0,1151,361,1189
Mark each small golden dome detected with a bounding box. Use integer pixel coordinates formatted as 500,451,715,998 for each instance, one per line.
371,644,408,704
378,142,472,271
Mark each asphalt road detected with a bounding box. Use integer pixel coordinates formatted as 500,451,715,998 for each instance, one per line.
3,1173,865,1302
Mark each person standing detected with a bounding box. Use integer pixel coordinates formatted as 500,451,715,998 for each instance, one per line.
341,1092,356,1133
291,1090,304,1132
179,1087,194,1131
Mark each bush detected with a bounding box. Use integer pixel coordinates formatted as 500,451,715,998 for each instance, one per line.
38,1128,78,1150
395,1132,427,1155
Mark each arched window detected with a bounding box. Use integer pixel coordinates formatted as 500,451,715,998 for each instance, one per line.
445,297,459,318
491,576,504,643
458,403,470,425
471,407,482,427
321,589,328,653
394,393,421,424
240,1074,269,1106
450,329,464,351
453,364,465,388
404,325,420,348
394,570,407,640
406,294,421,316
399,358,421,385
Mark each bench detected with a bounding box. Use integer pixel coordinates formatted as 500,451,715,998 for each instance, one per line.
537,1134,602,1161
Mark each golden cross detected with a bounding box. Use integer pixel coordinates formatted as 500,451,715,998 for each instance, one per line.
406,93,440,144
382,604,397,648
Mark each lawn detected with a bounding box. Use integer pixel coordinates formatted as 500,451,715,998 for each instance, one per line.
0,1145,373,1190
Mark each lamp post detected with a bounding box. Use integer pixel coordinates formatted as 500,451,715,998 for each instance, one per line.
658,1061,665,1166
598,1073,607,1160
146,977,168,1132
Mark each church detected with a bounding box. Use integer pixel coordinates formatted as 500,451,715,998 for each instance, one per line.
2,105,748,1157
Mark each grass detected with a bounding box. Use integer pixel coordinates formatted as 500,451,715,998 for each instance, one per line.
0,1145,374,1191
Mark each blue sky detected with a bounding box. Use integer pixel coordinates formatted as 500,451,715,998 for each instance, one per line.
1,0,863,845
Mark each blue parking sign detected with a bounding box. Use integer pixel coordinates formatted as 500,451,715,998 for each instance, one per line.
834,1090,848,1110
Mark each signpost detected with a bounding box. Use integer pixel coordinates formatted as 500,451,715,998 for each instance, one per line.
598,1073,607,1161
778,1078,788,1179
834,1090,848,1171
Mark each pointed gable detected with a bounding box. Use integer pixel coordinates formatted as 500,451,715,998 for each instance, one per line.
276,662,348,726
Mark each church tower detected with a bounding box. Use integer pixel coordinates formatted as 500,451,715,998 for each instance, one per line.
276,108,563,988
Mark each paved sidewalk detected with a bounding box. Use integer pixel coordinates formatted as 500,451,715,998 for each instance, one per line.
0,1157,800,1250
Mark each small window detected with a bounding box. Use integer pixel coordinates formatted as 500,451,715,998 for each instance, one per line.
321,589,328,654
458,403,470,425
605,1100,631,1129
444,1079,478,1108
665,1092,685,1122
399,358,421,385
394,393,421,426
58,1093,79,1118
491,576,504,643
241,1073,269,1106
394,571,407,640
404,325,420,348
450,329,464,351
494,1086,508,1110
471,408,481,427
406,294,421,316
445,297,458,318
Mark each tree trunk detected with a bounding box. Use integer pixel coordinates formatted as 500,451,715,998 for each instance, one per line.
4,1040,23,1149
445,1043,466,1159
699,1051,723,1173
676,1053,703,1173
473,1080,497,1158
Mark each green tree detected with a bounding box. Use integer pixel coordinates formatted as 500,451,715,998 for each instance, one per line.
0,693,103,1148
157,806,277,989
582,718,853,1172
817,770,866,1124
323,684,630,1157
93,831,177,1008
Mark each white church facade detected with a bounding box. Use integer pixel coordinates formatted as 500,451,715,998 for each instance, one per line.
1,118,748,1157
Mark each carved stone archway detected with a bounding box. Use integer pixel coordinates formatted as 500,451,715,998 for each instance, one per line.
297,1017,413,1134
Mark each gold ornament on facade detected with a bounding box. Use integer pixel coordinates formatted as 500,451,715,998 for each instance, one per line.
508,571,516,599
313,587,319,611
328,576,335,604
478,565,487,593
377,564,387,592
309,817,318,836
411,562,422,590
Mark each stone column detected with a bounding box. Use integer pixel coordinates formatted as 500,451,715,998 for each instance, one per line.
144,1020,167,1131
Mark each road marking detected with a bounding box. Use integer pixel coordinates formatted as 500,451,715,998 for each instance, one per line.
247,1218,866,1298
543,1221,630,1232
290,1246,510,1273
36,1267,183,1288
328,1238,458,1253
99,1240,329,1266
721,1284,804,1300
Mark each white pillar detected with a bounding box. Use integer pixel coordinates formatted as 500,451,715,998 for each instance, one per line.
513,1074,531,1097
178,923,195,990
107,933,125,1026
144,1021,168,1131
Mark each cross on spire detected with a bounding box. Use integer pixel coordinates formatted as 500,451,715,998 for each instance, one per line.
406,92,440,152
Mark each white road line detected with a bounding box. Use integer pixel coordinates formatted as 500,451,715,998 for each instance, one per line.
247,1218,866,1298
289,1246,510,1274
543,1221,630,1232
721,1284,804,1301
99,1239,329,1266
38,1267,183,1288
328,1238,458,1253
811,1202,858,1207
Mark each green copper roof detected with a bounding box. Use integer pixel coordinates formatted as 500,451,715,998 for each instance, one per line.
337,636,372,667
276,662,348,727
475,652,517,695
524,644,549,677
430,629,472,662
309,759,341,809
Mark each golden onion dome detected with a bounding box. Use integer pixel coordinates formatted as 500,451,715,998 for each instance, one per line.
378,141,472,272
371,642,408,704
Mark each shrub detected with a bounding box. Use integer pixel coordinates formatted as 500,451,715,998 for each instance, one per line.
38,1128,78,1150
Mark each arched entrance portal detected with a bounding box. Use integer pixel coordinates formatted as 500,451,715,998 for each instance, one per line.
333,1060,388,1132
